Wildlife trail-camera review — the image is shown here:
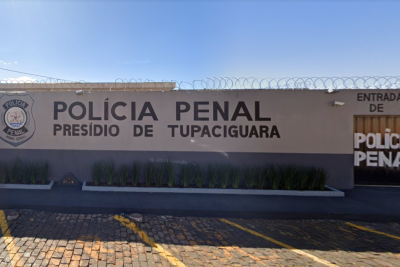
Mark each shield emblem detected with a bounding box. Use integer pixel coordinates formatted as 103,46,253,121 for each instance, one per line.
0,93,36,147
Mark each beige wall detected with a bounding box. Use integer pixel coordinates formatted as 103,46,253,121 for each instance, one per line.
1,89,399,154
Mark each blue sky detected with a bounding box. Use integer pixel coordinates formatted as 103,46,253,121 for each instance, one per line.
0,0,399,83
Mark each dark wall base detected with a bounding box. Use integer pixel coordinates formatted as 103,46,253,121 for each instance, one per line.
355,168,400,185
0,184,397,222
0,149,353,189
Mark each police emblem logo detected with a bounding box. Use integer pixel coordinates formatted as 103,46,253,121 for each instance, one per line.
0,94,35,147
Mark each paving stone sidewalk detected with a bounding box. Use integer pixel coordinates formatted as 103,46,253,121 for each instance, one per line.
0,210,400,267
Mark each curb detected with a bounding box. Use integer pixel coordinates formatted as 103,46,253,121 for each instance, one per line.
82,182,345,197
1,206,395,222
0,181,54,190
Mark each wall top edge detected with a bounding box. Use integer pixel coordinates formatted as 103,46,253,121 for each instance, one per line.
0,82,176,92
1,88,400,93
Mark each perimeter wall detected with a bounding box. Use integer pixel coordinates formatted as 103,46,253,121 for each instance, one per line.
1,89,398,189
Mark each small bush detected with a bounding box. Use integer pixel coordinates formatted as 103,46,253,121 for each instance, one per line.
231,166,242,189
41,162,49,184
165,160,175,187
145,162,155,186
219,164,232,189
118,164,129,186
265,165,280,190
92,161,103,186
180,163,194,187
6,164,13,183
255,166,265,189
0,162,7,183
306,167,319,190
30,162,39,184
280,165,298,190
131,161,141,186
193,164,205,188
243,166,255,189
8,158,21,184
104,160,115,186
296,167,310,190
11,158,19,183
154,163,165,187
0,159,51,185
266,165,328,191
316,168,328,190
25,162,34,184
208,164,218,188
21,161,29,184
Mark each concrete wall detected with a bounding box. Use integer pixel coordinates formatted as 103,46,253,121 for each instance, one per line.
1,89,398,189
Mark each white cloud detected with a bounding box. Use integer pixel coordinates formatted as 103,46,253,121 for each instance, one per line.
1,76,36,82
0,60,18,65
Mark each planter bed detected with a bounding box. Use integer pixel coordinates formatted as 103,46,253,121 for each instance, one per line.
82,182,344,197
0,181,54,190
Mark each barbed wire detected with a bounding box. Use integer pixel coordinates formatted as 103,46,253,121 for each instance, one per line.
1,76,400,91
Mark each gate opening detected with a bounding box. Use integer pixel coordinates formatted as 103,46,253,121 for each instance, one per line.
354,115,400,185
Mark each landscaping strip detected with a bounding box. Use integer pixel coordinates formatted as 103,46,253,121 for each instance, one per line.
82,182,344,197
0,180,54,190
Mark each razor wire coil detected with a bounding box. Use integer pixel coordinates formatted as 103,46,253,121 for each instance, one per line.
1,76,400,91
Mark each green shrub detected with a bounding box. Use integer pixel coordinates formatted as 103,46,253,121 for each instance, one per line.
219,164,232,189
154,163,165,187
24,162,34,184
118,164,129,186
15,158,22,183
316,168,328,190
280,165,299,190
193,164,205,188
104,160,115,186
208,164,218,188
0,162,7,183
131,161,141,186
243,166,255,189
306,167,318,190
265,165,280,190
255,166,265,189
165,160,175,187
231,166,242,189
0,160,51,185
296,167,313,190
92,161,102,186
30,162,39,184
16,158,24,183
269,165,328,191
8,158,21,183
145,162,155,186
180,163,194,187
21,161,29,184
40,162,49,184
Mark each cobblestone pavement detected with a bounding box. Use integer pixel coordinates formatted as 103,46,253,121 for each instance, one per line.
0,210,400,267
